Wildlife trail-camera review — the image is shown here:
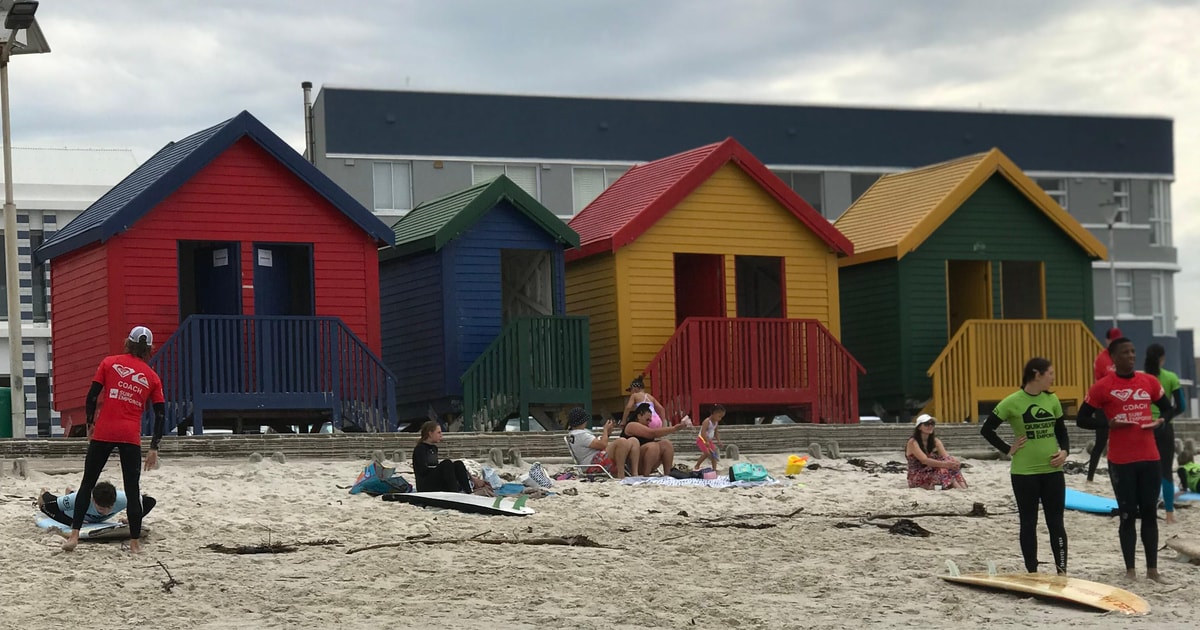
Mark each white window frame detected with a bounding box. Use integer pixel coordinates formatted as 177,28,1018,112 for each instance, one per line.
371,161,413,212
571,166,625,215
1036,178,1068,210
773,169,825,214
472,163,540,200
1111,179,1131,224
1115,269,1134,317
1149,181,1172,247
1150,271,1174,336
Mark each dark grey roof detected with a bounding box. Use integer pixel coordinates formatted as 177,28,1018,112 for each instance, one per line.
317,88,1173,175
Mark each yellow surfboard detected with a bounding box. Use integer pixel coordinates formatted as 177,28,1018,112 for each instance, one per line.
941,562,1149,615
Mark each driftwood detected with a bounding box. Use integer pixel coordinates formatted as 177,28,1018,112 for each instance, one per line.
668,522,776,530
866,502,994,520
345,534,617,555
834,518,932,537
142,560,183,593
203,539,341,555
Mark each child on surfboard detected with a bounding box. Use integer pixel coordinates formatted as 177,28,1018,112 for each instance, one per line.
38,481,157,527
694,404,725,472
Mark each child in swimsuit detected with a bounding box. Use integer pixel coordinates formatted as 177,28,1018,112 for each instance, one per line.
694,404,725,471
625,374,667,429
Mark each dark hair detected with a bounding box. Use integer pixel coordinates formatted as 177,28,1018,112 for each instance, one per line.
627,402,652,424
1107,337,1132,356
419,420,441,440
710,404,726,414
909,426,936,455
1179,448,1195,469
1022,357,1052,386
124,338,151,360
92,481,117,508
1143,343,1165,376
627,374,646,391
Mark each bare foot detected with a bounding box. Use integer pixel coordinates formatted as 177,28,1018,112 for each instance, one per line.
1147,569,1170,584
1125,568,1137,580
1165,512,1176,525
62,534,79,552
127,539,141,554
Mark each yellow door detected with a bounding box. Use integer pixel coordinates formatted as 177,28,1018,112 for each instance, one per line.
946,260,991,337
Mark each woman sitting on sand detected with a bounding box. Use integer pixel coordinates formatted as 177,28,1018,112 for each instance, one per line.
905,414,967,490
412,421,489,494
621,402,690,476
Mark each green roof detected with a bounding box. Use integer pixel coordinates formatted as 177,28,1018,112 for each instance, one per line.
382,175,580,259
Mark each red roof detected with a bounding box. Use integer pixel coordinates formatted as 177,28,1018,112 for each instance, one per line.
566,137,853,260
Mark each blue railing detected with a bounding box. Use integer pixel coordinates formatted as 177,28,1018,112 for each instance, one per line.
144,315,398,434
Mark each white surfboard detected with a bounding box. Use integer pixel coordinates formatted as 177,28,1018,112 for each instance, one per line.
381,492,535,516
36,516,148,541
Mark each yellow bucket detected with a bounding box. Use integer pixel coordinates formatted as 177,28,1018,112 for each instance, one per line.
785,454,808,475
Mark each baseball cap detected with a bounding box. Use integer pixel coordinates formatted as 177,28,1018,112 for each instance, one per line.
915,413,936,426
128,326,153,345
1106,327,1123,340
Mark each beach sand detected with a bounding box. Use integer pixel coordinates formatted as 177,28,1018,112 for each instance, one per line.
0,451,1196,630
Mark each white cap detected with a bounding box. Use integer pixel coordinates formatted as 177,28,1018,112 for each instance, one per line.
915,413,936,426
128,326,153,346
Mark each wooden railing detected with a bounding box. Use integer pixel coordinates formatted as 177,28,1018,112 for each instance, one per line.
925,319,1103,423
645,317,865,424
461,316,591,431
145,315,398,434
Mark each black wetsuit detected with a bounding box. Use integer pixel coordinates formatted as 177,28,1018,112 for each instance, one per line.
412,442,471,493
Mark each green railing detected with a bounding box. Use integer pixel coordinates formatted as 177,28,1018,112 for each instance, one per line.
461,316,591,431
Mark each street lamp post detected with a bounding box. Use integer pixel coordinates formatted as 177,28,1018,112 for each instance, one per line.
0,0,49,438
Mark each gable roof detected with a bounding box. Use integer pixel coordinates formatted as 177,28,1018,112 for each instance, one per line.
833,148,1108,267
381,174,579,260
35,111,394,263
566,137,853,260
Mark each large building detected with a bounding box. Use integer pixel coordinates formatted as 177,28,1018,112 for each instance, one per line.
307,87,1190,390
2,147,139,436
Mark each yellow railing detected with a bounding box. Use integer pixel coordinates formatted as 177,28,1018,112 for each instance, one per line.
925,319,1103,423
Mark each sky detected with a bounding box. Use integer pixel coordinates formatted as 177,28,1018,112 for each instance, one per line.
7,0,1199,327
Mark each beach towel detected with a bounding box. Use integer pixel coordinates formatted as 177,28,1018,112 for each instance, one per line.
620,476,779,488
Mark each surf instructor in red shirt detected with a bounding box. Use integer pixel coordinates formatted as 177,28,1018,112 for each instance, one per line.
62,326,166,553
1076,336,1174,583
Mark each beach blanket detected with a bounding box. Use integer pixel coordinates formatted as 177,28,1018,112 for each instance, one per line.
620,476,779,488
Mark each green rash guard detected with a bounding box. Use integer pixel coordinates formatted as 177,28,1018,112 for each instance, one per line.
987,390,1066,475
1152,368,1180,420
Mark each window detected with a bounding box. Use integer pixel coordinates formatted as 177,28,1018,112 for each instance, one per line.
1151,271,1174,336
850,173,884,202
571,167,625,214
473,164,539,199
30,230,47,322
1111,180,1130,224
771,171,824,214
36,375,51,437
1149,181,1172,247
1115,269,1133,316
371,161,412,211
0,231,6,320
1036,178,1068,210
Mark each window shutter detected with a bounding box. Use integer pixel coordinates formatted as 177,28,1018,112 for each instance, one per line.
573,168,606,213
473,164,505,185
391,163,412,210
372,162,393,210
505,165,538,198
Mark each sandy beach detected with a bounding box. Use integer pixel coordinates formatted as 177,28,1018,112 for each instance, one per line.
0,449,1196,630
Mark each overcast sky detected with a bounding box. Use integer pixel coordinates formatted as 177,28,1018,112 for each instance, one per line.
9,0,1199,329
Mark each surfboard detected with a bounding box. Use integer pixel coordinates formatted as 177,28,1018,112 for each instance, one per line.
1064,488,1118,515
941,561,1148,615
1164,536,1200,564
1177,492,1200,502
381,492,536,516
35,516,148,541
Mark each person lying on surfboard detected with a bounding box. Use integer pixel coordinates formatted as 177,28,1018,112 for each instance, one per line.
37,481,157,527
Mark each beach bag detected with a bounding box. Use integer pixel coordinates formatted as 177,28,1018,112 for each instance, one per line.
350,462,413,496
729,462,769,482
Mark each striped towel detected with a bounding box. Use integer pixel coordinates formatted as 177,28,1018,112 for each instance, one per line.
619,476,779,488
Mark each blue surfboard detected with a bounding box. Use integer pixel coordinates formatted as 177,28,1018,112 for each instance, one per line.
1064,488,1118,515
1178,492,1200,503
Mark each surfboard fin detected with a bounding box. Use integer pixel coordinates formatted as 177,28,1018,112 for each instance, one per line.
492,497,503,509
512,496,529,510
945,560,961,577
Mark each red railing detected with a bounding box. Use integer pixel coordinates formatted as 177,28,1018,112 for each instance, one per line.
644,317,864,424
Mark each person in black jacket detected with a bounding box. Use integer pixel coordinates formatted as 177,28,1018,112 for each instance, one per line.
412,421,486,494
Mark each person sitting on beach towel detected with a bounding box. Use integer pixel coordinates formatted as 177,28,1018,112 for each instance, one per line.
38,481,156,526
565,407,640,479
905,414,967,490
413,421,490,495
621,402,692,476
